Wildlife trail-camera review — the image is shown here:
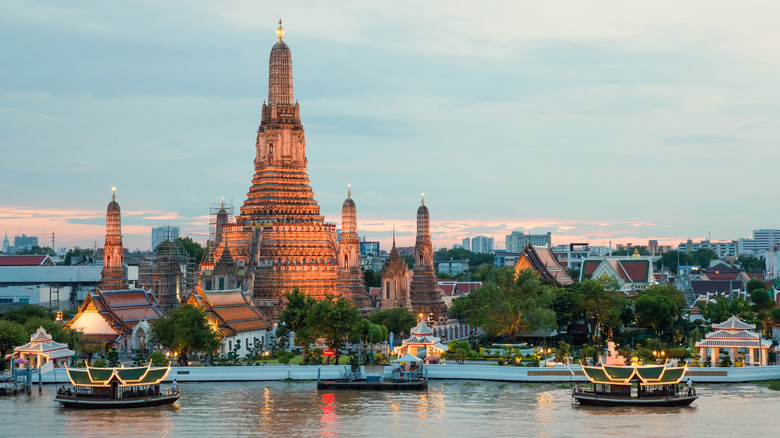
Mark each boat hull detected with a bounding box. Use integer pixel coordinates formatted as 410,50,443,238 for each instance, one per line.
55,394,179,409
573,393,697,407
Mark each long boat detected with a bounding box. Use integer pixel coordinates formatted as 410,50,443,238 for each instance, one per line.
573,363,697,407
54,362,179,409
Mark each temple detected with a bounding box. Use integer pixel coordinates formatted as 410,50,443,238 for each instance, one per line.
513,244,574,286
378,230,412,310
66,190,167,353
205,22,369,319
695,315,770,366
409,195,448,321
98,188,127,291
6,327,74,370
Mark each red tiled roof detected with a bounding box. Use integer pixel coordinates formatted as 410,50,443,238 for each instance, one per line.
619,260,650,283
0,255,53,266
439,285,455,297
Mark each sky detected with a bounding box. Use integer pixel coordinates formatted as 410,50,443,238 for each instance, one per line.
2,1,780,252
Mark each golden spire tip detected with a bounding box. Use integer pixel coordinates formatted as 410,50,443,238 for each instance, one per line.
421,192,425,205
347,183,351,198
111,187,116,200
277,19,285,41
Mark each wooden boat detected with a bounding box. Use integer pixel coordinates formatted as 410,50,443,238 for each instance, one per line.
54,362,179,409
573,363,697,407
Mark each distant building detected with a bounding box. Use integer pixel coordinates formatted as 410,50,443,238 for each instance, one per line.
2,232,9,253
471,236,494,254
359,240,380,258
678,239,738,258
647,240,673,254
493,250,522,268
14,234,38,251
740,229,780,257
151,226,180,251
0,255,99,309
437,259,469,276
514,245,573,287
552,243,590,271
461,237,470,251
581,254,655,296
505,231,551,252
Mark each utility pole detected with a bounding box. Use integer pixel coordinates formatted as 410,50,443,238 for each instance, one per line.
51,232,55,252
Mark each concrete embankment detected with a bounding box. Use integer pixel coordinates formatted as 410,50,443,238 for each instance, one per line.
39,364,780,384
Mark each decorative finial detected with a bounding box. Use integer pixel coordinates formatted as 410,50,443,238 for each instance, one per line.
111,186,116,200
347,183,351,199
221,197,224,208
421,192,425,205
277,19,285,41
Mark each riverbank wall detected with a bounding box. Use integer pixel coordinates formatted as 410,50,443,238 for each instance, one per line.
39,364,780,384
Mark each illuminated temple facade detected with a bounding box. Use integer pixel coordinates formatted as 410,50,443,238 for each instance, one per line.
212,24,371,319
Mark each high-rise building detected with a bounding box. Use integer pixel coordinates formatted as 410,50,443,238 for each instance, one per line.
2,232,9,253
678,240,738,259
14,234,38,251
151,226,180,251
505,231,551,252
471,236,494,254
461,237,470,251
99,188,127,291
409,196,447,321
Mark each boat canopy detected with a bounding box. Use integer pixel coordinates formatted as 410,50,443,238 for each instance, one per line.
581,364,687,386
65,362,171,387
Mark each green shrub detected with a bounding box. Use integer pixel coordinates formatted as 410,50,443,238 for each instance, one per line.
93,359,107,368
497,359,505,366
149,351,168,367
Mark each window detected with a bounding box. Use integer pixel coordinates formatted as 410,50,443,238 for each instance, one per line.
0,298,12,303
268,143,274,155
19,298,29,304
385,281,390,299
205,280,212,290
218,278,225,290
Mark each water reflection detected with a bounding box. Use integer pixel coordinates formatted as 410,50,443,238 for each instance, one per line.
0,381,775,437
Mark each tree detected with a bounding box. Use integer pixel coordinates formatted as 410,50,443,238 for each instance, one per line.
362,269,381,291
0,320,27,358
312,296,362,365
148,304,221,366
747,278,766,294
700,295,752,325
369,307,417,337
552,287,584,330
610,247,651,257
400,254,415,270
750,288,771,309
18,245,55,256
447,340,474,364
64,247,96,265
177,237,205,265
276,289,319,365
691,248,717,269
77,339,103,365
635,288,682,333
449,267,556,340
576,276,629,340
739,255,766,272
3,304,50,324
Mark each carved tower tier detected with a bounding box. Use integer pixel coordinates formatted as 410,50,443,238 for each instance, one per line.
409,195,447,321
236,23,368,318
99,188,127,291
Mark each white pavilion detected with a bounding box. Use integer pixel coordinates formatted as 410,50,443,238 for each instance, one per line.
6,326,74,369
393,320,447,359
695,316,771,366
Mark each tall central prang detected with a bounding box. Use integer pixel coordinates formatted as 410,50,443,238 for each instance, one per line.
234,22,370,318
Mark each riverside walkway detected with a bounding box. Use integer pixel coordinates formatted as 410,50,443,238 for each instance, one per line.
39,364,780,384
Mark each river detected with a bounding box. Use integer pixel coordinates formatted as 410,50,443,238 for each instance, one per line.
2,381,774,437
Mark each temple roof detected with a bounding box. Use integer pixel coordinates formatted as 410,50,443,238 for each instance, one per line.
65,289,166,341
582,364,687,386
712,315,755,330
66,363,171,387
188,288,272,336
8,327,74,360
514,244,573,286
0,255,55,266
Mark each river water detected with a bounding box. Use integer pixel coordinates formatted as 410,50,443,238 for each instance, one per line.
2,381,775,437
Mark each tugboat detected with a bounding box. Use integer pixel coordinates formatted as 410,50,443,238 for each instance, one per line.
55,362,179,409
572,342,697,407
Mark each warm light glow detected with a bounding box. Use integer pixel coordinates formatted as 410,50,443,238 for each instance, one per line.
277,19,285,41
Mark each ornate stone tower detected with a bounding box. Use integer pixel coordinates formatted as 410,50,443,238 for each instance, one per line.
380,230,411,309
336,185,372,315
236,22,364,318
99,188,128,291
409,195,447,321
